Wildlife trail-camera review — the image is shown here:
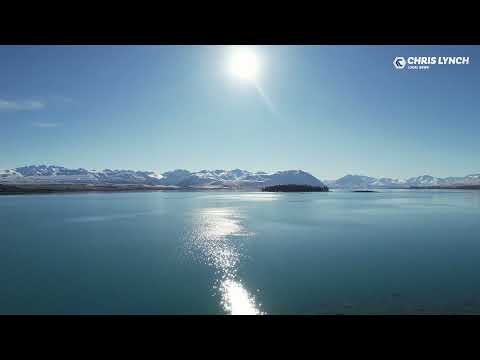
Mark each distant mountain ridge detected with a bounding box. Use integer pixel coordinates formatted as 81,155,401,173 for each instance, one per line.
324,173,480,189
2,165,479,189
0,165,325,189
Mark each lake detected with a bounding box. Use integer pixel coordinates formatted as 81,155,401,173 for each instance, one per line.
1,189,479,314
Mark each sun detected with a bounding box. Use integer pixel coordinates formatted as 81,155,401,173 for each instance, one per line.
228,46,260,82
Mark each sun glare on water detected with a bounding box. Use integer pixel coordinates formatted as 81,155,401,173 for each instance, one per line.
221,279,263,315
188,207,265,315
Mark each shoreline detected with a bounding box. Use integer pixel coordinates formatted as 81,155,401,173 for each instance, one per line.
2,184,480,196
0,184,264,196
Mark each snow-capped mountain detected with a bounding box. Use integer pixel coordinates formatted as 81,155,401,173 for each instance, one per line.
327,173,480,189
3,165,478,189
462,174,480,184
324,175,407,188
405,175,443,186
158,169,325,188
328,175,377,188
0,165,163,185
0,165,325,188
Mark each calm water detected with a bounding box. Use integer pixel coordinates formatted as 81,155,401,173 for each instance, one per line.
1,190,480,315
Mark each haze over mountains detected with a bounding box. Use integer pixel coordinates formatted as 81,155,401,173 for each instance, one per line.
1,165,479,189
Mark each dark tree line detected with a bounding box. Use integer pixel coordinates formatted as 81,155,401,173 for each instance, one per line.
261,184,329,192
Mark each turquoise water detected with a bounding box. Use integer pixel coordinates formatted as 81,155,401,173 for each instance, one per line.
1,190,480,314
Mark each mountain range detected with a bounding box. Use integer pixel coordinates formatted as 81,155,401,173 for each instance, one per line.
0,165,324,189
324,174,480,188
1,165,479,189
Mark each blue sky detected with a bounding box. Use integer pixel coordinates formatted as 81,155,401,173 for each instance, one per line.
0,45,479,180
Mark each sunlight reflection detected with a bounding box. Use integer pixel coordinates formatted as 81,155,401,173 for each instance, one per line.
201,193,281,202
221,279,264,315
189,207,264,315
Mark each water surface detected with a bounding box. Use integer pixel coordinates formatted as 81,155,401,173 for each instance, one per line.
1,189,479,314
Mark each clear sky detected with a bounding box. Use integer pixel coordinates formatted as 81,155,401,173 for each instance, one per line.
1,45,479,180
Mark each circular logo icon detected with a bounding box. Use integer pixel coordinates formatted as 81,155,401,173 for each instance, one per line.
393,57,406,69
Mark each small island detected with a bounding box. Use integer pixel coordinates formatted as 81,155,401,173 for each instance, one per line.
261,184,329,192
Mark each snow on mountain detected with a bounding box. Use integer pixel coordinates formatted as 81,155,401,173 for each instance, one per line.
405,175,442,186
333,175,377,188
0,166,325,188
12,165,98,184
266,170,324,187
0,165,164,185
162,169,325,188
0,169,23,182
158,169,192,185
464,174,480,184
3,165,479,189
371,177,406,187
329,173,480,188
331,174,406,188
